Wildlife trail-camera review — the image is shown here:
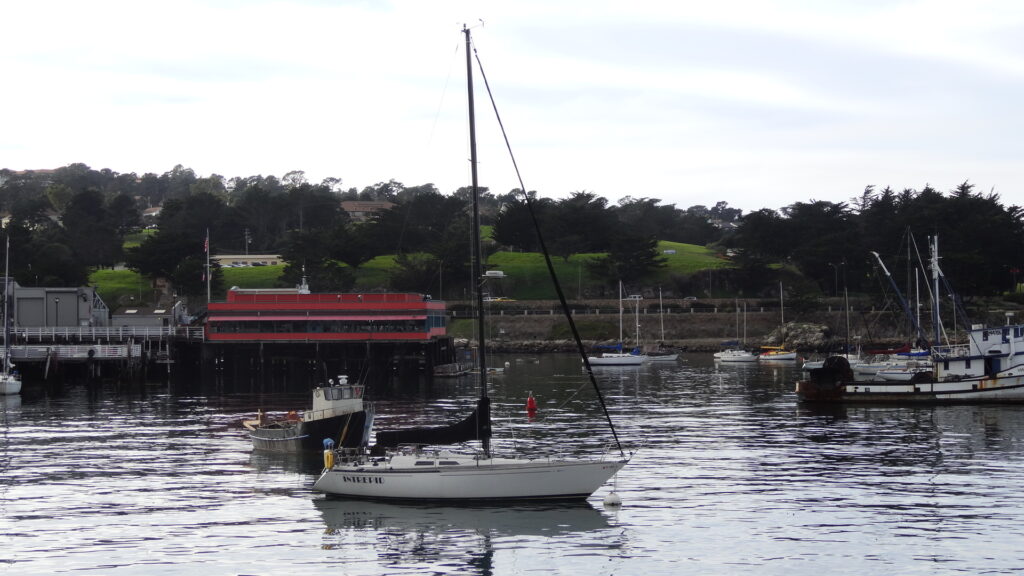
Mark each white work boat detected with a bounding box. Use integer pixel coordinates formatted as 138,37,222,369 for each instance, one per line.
797,236,1024,403
244,375,370,452
313,27,630,501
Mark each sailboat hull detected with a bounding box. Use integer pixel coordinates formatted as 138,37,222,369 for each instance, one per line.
587,353,644,366
759,351,798,362
313,456,626,501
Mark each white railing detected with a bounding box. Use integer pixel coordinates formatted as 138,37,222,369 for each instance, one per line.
2,344,144,360
933,343,970,358
10,326,205,342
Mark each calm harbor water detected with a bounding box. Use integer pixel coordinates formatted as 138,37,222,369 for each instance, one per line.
4,353,1024,575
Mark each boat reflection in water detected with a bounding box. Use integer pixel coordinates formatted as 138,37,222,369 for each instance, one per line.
247,448,326,476
315,498,611,536
315,499,619,573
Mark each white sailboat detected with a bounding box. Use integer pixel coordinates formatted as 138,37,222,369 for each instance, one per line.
644,288,679,362
759,282,798,362
715,300,757,363
587,281,643,366
0,236,21,396
313,27,629,501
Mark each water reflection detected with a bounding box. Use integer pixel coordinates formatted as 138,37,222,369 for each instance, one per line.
248,448,325,476
7,354,1024,574
316,499,611,536
316,498,619,575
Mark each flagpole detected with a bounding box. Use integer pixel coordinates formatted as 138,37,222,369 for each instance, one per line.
205,228,211,303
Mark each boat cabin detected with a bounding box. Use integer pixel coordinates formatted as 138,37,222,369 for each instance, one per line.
933,322,1024,379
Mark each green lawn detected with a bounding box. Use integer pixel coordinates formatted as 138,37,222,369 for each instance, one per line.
91,240,728,303
222,264,285,290
485,241,731,299
122,229,156,249
88,269,148,307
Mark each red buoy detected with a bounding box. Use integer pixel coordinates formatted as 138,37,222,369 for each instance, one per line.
526,392,537,413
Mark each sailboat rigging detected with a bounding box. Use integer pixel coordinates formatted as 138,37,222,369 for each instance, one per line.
587,281,644,366
759,281,798,362
312,26,629,500
644,287,679,362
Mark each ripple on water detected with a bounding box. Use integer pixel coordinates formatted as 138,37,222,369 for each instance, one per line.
6,358,1024,574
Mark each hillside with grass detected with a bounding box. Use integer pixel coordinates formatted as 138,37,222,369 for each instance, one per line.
89,240,728,306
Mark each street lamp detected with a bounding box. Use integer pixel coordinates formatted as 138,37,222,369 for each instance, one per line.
54,297,60,327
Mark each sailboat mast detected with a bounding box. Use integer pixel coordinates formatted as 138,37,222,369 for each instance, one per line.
618,281,624,346
931,235,941,346
779,281,784,337
659,287,665,341
465,25,491,456
2,236,8,376
465,27,486,397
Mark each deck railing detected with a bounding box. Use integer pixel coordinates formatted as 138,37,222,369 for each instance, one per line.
8,326,205,342
2,344,144,360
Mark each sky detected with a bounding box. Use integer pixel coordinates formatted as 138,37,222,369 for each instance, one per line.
3,0,1023,214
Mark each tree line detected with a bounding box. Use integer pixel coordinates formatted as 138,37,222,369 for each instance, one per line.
725,183,1024,301
0,164,740,299
2,164,1020,307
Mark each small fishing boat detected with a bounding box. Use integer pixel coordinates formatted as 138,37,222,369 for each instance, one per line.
644,348,680,362
432,362,470,378
245,375,371,452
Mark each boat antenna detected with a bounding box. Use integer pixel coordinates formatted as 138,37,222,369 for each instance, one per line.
469,31,625,458
464,25,491,458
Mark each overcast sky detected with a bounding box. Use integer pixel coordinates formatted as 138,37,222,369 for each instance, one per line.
3,1,1023,213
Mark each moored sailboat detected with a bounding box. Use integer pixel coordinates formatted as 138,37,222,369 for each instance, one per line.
759,282,798,362
715,301,757,363
643,288,680,362
0,237,21,396
313,26,629,501
588,282,644,366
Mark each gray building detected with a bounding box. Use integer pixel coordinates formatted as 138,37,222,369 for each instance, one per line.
111,306,174,328
5,280,110,328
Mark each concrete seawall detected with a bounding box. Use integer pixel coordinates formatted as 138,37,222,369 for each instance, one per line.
454,302,918,353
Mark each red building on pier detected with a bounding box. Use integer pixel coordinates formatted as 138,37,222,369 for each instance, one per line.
205,288,447,343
